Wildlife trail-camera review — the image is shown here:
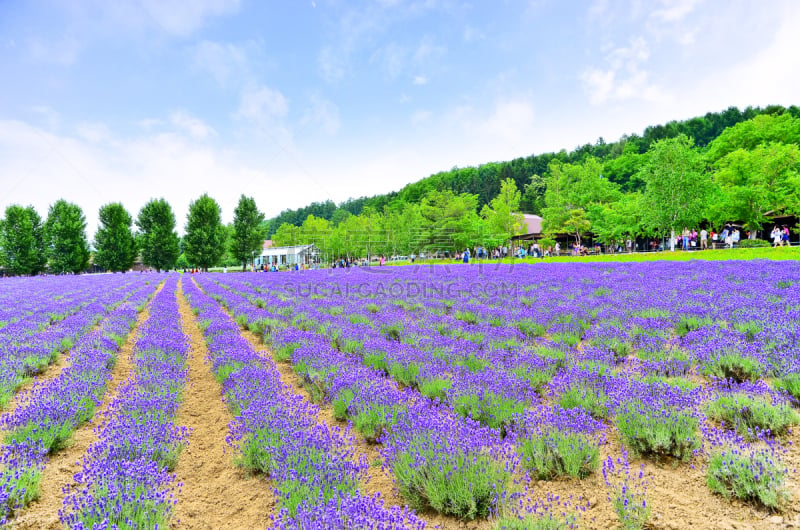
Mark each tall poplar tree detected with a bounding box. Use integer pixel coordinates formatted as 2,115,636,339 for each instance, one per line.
94,203,137,272
45,200,90,274
230,195,266,271
136,198,180,272
1,205,47,276
184,194,225,271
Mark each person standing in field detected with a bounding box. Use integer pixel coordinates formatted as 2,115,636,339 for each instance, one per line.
783,226,791,246
771,226,781,247
700,228,708,250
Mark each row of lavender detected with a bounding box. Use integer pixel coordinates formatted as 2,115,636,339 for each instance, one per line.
0,275,156,408
0,276,161,525
205,261,800,526
182,277,425,529
59,276,188,529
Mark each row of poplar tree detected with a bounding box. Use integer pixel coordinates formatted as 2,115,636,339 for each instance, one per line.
0,194,266,276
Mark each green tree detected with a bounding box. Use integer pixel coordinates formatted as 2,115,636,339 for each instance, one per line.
1,205,47,275
637,135,713,236
541,157,621,245
272,222,301,247
135,198,180,272
94,203,137,273
44,200,89,274
709,143,800,232
419,190,480,253
230,195,266,271
480,178,526,247
589,193,646,248
184,194,226,272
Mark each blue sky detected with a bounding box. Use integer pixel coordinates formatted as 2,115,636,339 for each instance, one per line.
1,0,798,236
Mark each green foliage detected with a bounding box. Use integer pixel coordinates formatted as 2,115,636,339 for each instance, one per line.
557,387,609,420
542,157,621,245
453,392,525,433
230,195,266,270
419,377,452,401
493,515,574,530
701,353,763,383
391,436,511,519
774,373,800,401
94,203,137,273
44,199,90,274
638,134,713,235
615,405,700,461
351,404,405,443
675,315,714,337
705,394,799,440
136,198,180,272
480,178,526,246
184,194,226,271
707,449,789,509
737,239,771,248
518,429,599,479
1,204,47,275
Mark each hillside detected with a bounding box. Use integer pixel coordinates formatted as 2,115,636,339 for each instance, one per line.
264,105,800,236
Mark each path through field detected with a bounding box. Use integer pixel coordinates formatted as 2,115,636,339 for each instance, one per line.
172,280,275,529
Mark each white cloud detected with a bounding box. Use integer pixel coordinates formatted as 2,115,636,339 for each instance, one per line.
301,96,341,135
413,75,428,85
580,37,668,105
236,85,289,123
650,0,702,23
170,111,216,139
318,46,346,83
0,119,279,238
192,40,250,87
136,0,241,36
75,122,111,144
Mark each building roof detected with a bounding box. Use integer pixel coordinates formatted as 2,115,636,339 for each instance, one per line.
520,214,543,235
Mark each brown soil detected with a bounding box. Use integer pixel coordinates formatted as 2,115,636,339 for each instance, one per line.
171,280,275,529
10,286,161,529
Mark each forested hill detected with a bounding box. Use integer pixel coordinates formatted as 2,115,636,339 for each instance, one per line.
264,105,800,236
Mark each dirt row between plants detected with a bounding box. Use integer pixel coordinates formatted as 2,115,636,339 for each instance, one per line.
172,280,275,529
9,283,164,529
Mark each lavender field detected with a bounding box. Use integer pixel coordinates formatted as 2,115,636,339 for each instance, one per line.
1,262,799,529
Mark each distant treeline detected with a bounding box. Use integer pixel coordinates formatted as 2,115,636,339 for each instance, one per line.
264,105,800,236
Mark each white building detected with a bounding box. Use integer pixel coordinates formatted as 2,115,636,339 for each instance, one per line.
255,243,320,268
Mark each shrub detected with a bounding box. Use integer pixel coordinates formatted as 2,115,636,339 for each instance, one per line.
275,342,301,362
707,447,788,509
351,404,405,443
518,429,599,479
419,377,452,402
615,404,700,461
701,353,763,383
388,362,420,388
453,392,525,434
737,239,771,248
557,387,610,420
774,373,800,402
391,437,511,519
705,394,799,440
517,319,546,338
675,315,713,337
